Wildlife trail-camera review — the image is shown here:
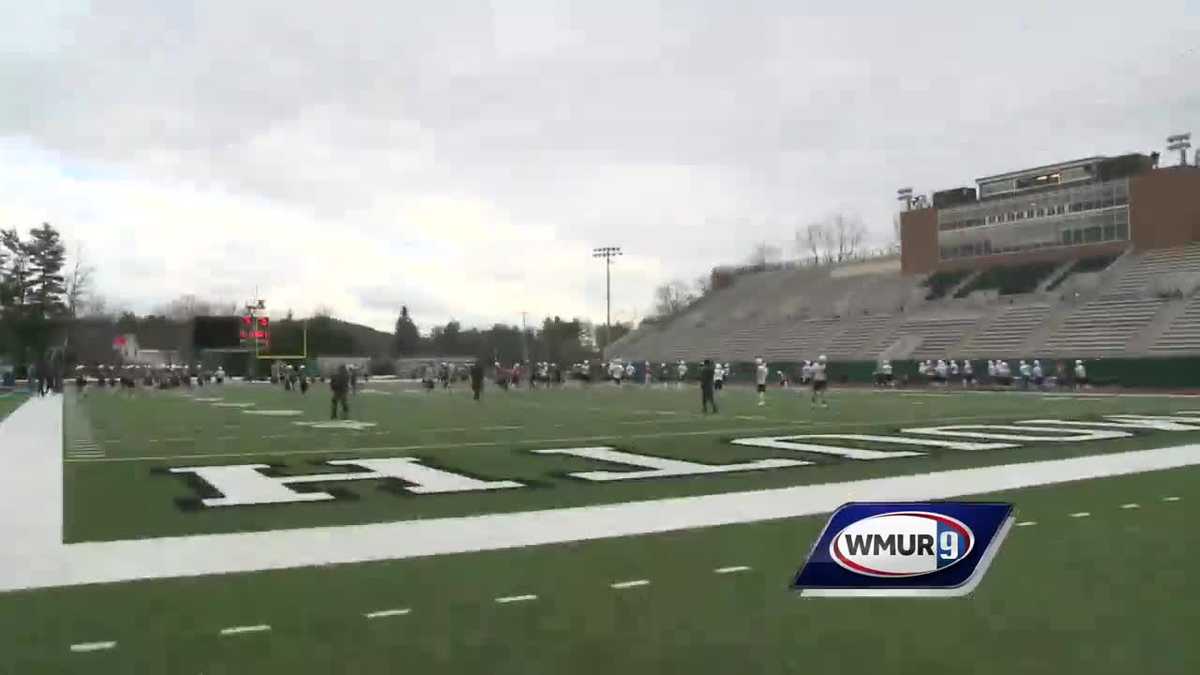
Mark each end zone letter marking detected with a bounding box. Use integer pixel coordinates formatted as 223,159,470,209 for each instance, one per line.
170,458,522,507
730,434,1016,460
531,446,809,482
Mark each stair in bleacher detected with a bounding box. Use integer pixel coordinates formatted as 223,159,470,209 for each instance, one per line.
879,316,981,359
1108,245,1200,296
962,304,1051,356
1043,297,1166,355
823,314,894,359
1149,295,1200,354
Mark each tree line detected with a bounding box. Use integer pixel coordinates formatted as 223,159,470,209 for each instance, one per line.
393,306,630,365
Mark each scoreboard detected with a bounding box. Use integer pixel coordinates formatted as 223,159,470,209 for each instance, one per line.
193,316,242,349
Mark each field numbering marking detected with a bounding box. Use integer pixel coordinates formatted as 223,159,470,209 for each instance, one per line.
364,608,411,619
70,641,116,653
219,624,271,636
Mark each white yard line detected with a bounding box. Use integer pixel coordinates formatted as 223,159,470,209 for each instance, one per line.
219,624,271,636
69,641,116,653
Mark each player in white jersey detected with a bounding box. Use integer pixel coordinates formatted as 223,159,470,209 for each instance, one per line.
934,359,948,385
1073,359,1088,389
1018,360,1031,389
949,359,960,381
713,362,725,390
625,362,635,382
676,360,688,389
962,359,975,387
810,355,829,408
609,361,624,384
997,360,1013,386
754,357,769,406
1032,360,1044,389
800,360,813,385
643,360,652,386
881,359,893,387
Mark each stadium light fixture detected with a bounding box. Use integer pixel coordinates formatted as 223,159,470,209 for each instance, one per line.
592,246,623,359
897,187,914,211
1167,132,1191,167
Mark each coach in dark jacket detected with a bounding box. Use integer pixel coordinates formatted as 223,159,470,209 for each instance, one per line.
700,359,718,414
469,361,484,401
330,365,350,419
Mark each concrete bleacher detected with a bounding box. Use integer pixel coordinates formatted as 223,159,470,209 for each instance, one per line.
1043,297,1166,355
1149,295,1200,354
961,304,1051,356
609,246,1200,364
1107,245,1200,296
881,315,983,359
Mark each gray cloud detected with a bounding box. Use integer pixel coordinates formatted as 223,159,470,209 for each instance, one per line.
1,1,1198,330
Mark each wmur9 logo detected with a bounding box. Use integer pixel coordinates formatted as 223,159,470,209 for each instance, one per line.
794,502,1013,597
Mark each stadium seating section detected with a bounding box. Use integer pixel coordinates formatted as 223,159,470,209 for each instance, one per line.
609,244,1200,363
953,261,1060,297
922,269,970,300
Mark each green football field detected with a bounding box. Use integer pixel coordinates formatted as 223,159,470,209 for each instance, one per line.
2,381,1199,673
0,391,27,422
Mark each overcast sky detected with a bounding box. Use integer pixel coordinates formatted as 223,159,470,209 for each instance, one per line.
1,1,1197,332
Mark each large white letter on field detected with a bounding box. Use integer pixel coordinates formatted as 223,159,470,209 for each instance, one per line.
901,425,1131,443
730,434,1015,460
170,458,523,507
1020,417,1200,432
531,447,808,482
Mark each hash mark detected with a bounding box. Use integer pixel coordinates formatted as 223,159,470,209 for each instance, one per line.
1120,503,1140,509
495,594,537,604
1163,496,1181,502
70,641,116,653
219,624,271,636
610,579,650,589
364,608,410,619
1015,521,1037,527
1069,512,1091,518
714,566,751,574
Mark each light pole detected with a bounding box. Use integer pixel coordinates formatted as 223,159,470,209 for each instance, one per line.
592,246,622,359
1167,133,1191,167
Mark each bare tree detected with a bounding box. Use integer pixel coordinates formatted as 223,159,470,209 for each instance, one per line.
830,214,866,263
652,280,696,318
154,294,238,319
796,222,827,266
64,243,95,317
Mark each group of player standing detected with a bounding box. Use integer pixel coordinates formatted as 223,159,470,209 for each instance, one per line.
74,364,227,394
874,358,1089,389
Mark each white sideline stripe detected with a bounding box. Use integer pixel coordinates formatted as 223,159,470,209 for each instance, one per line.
8,397,1200,590
1163,496,1181,502
1121,503,1140,509
70,641,116,652
1015,521,1037,527
714,565,751,574
59,412,1054,464
364,608,410,619
1070,512,1091,518
219,624,270,636
495,594,537,604
610,579,650,589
